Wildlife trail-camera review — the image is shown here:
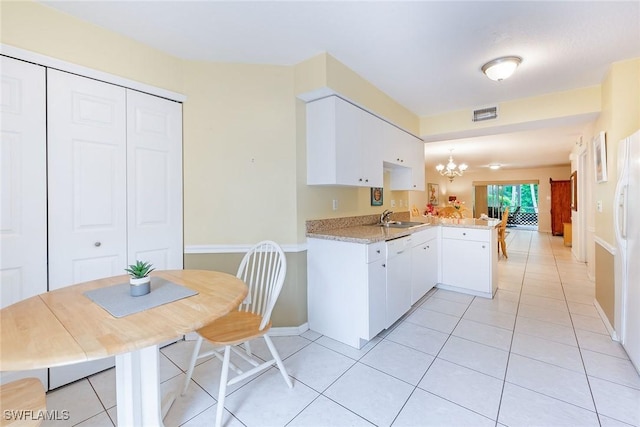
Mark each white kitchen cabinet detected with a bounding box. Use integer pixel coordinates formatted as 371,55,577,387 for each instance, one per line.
411,228,439,304
440,227,497,298
307,238,387,349
384,122,425,191
306,96,383,187
386,236,412,327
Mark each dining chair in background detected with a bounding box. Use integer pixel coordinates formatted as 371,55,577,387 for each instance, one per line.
181,240,293,427
498,207,510,259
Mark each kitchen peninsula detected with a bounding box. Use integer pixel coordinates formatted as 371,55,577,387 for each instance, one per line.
306,213,499,349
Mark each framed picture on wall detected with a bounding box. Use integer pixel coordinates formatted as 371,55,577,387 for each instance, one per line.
371,187,383,206
593,131,607,183
427,183,439,206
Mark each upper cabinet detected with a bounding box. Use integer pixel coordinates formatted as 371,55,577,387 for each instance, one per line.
306,95,424,190
384,124,425,191
307,96,383,187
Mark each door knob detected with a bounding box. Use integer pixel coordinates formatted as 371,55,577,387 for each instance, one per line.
94,242,101,247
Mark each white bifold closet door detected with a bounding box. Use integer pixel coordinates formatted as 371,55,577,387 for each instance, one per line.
47,69,183,388
0,56,48,388
126,90,183,270
47,69,127,388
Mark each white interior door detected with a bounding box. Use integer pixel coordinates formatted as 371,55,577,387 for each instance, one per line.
47,69,127,290
47,69,126,388
126,89,183,270
0,56,48,388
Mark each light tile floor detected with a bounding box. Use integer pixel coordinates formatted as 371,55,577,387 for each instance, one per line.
44,230,640,426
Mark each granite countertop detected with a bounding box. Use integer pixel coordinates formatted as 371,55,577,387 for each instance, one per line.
306,215,500,244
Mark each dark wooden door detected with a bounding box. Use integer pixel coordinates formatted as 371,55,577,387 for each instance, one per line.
550,178,571,235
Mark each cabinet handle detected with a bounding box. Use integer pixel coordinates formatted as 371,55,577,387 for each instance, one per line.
482,245,486,249
462,232,466,236
365,178,369,182
94,242,101,247
382,264,386,268
376,249,380,254
359,178,363,182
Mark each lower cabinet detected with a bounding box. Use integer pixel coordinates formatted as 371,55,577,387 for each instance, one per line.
386,236,412,328
411,228,439,304
440,227,497,298
307,238,387,349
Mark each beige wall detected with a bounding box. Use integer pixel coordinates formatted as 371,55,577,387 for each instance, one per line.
423,165,571,233
0,1,184,93
592,58,640,332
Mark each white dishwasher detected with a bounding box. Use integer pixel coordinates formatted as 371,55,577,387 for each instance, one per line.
385,235,412,327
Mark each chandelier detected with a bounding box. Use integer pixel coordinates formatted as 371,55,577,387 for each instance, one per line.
436,153,468,182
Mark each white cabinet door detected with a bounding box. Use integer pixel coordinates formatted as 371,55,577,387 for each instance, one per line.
126,90,183,270
368,258,387,339
0,56,48,388
441,238,490,293
386,237,412,327
334,98,365,186
360,109,384,188
411,237,438,304
48,70,128,290
410,141,425,191
307,96,383,187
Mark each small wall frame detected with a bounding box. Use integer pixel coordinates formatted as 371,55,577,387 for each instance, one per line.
371,187,383,206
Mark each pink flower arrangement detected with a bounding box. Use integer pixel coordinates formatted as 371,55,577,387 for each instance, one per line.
425,203,435,215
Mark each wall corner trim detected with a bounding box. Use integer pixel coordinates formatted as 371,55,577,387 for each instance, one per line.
594,299,619,341
594,235,616,255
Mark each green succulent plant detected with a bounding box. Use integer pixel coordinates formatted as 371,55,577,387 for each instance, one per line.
124,260,155,279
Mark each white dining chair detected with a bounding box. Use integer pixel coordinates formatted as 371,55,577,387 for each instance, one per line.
181,240,293,427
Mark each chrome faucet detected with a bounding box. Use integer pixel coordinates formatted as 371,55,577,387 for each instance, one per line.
380,209,394,225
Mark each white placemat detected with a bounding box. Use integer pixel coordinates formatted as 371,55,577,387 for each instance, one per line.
84,277,198,318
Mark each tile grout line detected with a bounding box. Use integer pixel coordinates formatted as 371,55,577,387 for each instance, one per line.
493,228,530,427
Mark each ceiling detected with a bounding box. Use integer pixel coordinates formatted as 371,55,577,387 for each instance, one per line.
39,1,640,170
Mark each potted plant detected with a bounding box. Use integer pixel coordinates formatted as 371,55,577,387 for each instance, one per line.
125,260,155,297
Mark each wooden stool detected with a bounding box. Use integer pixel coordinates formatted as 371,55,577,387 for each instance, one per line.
0,378,46,426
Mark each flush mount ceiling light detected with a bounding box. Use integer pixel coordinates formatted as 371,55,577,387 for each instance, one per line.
481,56,522,81
436,151,468,182
489,164,501,170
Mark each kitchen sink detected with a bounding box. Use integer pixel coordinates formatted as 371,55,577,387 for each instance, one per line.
379,221,425,228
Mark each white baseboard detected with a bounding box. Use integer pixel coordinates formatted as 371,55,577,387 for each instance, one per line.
270,323,309,336
594,298,619,341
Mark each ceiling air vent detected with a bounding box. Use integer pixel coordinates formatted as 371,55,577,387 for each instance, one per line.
473,106,498,122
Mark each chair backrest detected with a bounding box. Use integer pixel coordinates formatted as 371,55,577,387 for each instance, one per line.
500,207,510,230
236,240,287,331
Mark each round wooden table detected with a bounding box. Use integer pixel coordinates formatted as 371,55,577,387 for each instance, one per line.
0,270,248,426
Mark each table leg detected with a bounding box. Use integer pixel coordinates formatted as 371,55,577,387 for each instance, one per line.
115,345,163,426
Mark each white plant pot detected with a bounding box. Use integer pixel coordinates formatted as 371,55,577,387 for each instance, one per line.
130,276,151,297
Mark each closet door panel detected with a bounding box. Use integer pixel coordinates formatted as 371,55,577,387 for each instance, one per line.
127,90,183,270
0,56,47,307
47,69,127,290
0,56,48,388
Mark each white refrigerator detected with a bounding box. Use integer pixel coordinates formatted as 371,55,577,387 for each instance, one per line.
614,130,640,372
